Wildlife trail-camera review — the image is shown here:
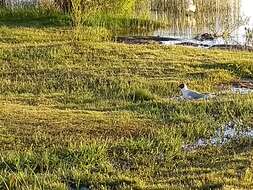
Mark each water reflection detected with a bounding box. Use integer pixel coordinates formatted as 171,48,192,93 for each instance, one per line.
134,0,253,46
241,0,253,25
183,123,253,151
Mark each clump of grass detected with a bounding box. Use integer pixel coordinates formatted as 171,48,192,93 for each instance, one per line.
128,88,155,102
73,26,112,42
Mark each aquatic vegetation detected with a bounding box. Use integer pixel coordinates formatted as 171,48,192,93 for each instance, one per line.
245,27,253,46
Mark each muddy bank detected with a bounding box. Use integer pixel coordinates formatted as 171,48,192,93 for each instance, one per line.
115,36,253,52
218,80,253,91
115,36,179,45
176,42,209,47
232,80,253,89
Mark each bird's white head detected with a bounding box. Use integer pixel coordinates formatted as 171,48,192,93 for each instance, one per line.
178,83,188,91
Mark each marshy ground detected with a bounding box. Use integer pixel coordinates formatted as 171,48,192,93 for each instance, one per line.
0,21,253,189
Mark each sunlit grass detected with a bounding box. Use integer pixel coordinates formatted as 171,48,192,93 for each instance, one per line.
0,19,253,189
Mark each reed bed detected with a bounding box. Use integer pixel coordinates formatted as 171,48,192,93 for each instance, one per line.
150,0,241,36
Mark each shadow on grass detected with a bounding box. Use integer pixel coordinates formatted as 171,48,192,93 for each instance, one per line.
0,15,71,27
199,183,223,190
0,7,71,28
190,62,253,79
65,177,138,190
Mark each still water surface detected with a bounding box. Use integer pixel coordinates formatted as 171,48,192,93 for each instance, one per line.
143,0,253,46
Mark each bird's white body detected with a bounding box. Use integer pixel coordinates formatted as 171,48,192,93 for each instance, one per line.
180,85,206,100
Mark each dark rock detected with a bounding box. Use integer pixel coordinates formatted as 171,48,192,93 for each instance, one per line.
194,33,216,41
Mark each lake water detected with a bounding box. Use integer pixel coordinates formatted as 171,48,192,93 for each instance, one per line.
141,0,253,46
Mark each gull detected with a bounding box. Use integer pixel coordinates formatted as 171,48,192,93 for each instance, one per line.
186,0,196,13
179,84,209,100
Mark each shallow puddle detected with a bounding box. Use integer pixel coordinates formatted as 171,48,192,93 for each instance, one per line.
183,122,253,151
231,87,253,94
231,80,253,94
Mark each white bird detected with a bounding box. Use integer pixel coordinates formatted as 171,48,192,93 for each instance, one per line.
179,84,208,100
186,0,196,13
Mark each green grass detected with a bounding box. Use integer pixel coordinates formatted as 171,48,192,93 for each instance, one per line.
0,24,253,189
0,7,70,27
83,14,165,35
0,6,163,34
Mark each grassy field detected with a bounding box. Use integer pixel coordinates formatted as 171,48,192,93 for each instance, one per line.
0,17,253,190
